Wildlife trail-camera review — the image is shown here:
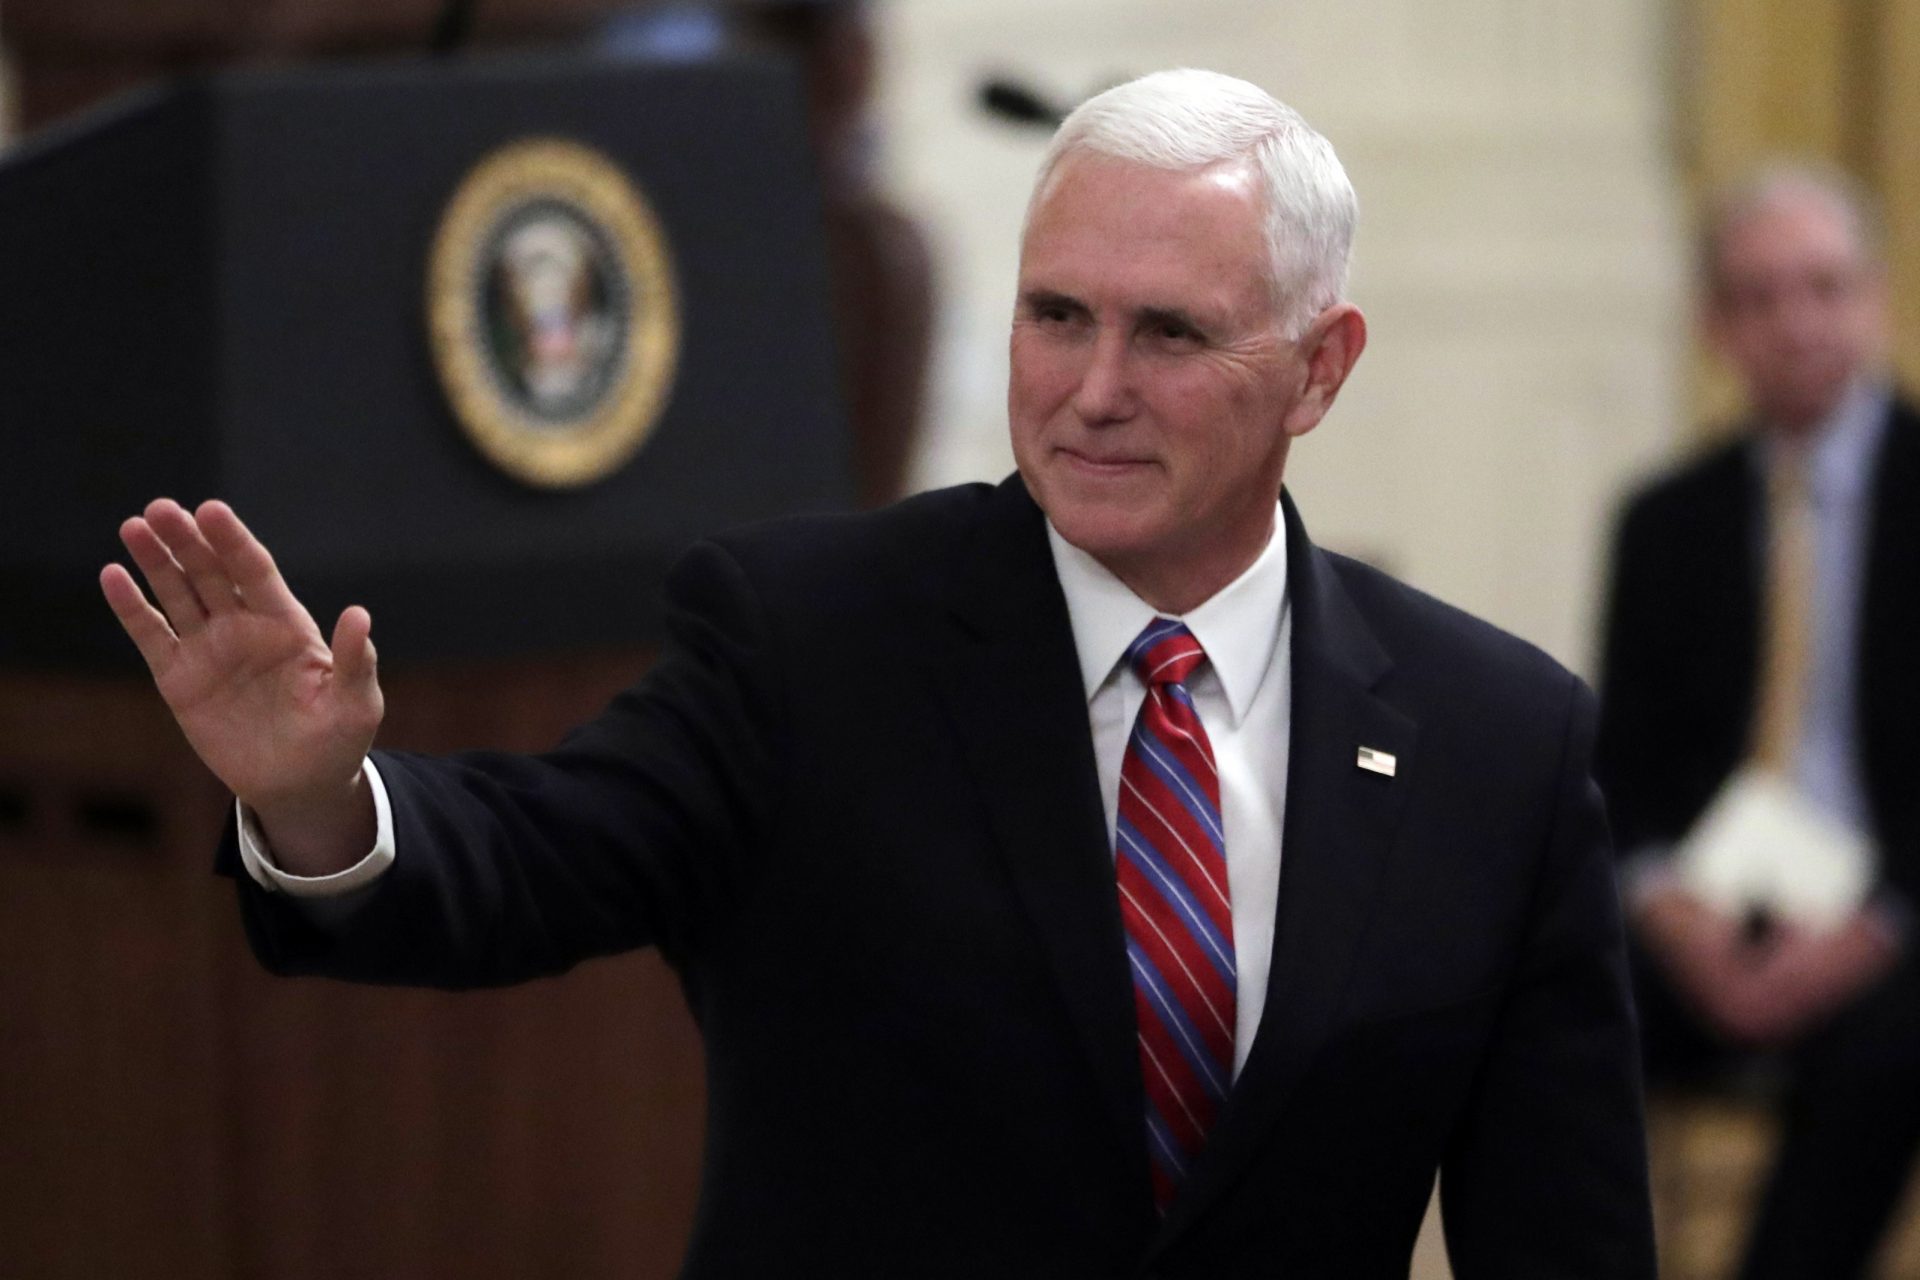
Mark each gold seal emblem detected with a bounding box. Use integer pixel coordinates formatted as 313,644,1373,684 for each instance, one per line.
427,138,680,488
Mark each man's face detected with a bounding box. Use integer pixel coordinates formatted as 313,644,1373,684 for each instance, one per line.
1708,192,1887,432
1010,155,1310,608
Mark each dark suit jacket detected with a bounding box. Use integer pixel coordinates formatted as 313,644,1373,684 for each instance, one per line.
223,477,1654,1278
1595,397,1920,903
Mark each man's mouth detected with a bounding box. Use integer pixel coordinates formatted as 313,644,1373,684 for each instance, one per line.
1059,447,1150,473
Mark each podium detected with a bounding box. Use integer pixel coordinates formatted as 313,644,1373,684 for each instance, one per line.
0,56,849,1279
0,52,852,667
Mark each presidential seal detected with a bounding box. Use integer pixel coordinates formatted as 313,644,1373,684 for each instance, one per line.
427,139,680,488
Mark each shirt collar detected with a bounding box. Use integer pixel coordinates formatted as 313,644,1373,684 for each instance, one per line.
1046,506,1290,727
1762,377,1891,507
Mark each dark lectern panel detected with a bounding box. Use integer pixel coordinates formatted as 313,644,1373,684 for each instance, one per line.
0,55,854,669
0,89,221,570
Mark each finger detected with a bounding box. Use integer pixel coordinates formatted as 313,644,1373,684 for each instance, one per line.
146,497,241,617
121,514,209,636
196,500,305,618
330,606,383,715
99,562,180,675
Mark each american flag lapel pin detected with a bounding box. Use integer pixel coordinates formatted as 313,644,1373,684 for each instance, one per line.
1356,746,1397,777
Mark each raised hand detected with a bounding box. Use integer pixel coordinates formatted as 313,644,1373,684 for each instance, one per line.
100,498,382,873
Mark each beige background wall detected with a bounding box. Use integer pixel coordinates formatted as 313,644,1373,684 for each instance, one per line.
874,0,1690,682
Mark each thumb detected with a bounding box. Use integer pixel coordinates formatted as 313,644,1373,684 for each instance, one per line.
330,605,382,707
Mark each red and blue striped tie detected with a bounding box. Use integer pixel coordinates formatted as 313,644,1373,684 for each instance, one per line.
1116,619,1235,1212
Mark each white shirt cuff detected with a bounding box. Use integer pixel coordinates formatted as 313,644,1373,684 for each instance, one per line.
234,758,396,897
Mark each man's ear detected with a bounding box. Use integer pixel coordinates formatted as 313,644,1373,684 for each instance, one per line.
1281,303,1367,439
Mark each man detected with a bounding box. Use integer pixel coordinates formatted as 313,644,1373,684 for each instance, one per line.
1597,167,1920,1278
104,70,1654,1277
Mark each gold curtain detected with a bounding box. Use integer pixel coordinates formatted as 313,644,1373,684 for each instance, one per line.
1679,0,1920,423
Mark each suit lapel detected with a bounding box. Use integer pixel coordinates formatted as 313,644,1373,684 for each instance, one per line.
1150,493,1418,1257
931,478,1151,1182
931,480,1428,1248
1708,439,1765,744
1858,397,1920,848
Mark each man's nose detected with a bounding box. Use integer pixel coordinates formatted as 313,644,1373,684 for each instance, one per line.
1070,329,1137,425
1774,281,1839,347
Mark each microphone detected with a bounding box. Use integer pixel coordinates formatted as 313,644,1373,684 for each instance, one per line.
978,77,1067,129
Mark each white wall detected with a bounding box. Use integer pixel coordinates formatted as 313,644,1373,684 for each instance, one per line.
872,0,1690,679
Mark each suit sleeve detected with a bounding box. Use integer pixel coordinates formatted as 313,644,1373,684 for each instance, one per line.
1439,680,1658,1278
212,537,784,987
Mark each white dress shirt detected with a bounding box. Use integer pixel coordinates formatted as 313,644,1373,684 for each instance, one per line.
1765,377,1888,833
242,504,1297,1059
1047,506,1292,1080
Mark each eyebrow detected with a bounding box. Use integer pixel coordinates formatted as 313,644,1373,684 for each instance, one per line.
1019,288,1087,315
1138,305,1206,335
1020,290,1210,334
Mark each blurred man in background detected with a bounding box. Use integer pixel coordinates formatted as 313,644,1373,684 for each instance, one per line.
1598,166,1920,1278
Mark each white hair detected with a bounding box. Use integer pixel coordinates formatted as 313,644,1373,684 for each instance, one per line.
1700,162,1884,294
1026,68,1357,337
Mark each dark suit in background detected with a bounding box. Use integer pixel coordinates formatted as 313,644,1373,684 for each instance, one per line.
224,479,1654,1278
1597,398,1920,1277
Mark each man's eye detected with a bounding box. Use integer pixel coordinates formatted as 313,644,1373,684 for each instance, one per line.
1154,321,1200,343
1807,272,1852,304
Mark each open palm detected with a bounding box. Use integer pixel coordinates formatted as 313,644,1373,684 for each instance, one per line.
99,498,383,811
